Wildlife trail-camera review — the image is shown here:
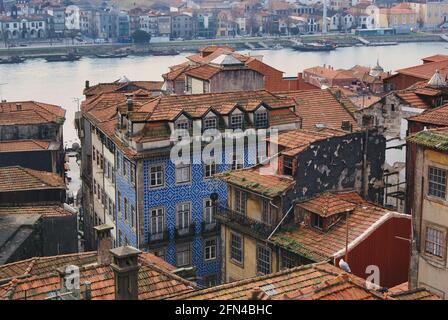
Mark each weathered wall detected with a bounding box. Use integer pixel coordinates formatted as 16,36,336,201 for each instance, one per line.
0,189,66,206
41,215,78,256
0,123,61,141
210,69,264,93
0,150,54,173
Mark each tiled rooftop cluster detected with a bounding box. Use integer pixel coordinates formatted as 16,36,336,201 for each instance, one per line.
406,127,448,152
0,101,66,125
0,166,65,192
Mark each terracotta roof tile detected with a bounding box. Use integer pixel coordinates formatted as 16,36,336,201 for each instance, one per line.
408,103,448,126
216,165,295,198
0,101,65,125
270,192,410,261
389,286,441,300
0,205,74,218
0,140,51,153
406,127,448,151
0,166,65,192
185,64,221,80
394,60,448,80
422,55,448,63
297,193,357,217
277,90,359,130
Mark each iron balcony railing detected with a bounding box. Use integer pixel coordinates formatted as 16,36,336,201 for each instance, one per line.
216,205,275,238
148,229,169,244
174,222,196,239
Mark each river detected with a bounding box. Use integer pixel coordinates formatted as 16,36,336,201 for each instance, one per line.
0,41,447,145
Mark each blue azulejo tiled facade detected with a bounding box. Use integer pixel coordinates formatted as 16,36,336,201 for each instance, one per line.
114,144,251,286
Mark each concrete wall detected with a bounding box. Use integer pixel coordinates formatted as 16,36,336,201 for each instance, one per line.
41,214,78,256
209,69,264,93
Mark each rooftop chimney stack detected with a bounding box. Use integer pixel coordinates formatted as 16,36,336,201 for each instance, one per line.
85,80,90,89
127,98,134,112
110,246,141,300
94,224,114,265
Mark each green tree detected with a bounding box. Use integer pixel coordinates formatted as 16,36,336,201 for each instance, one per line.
131,30,151,44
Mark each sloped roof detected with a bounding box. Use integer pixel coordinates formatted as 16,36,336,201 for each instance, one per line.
0,101,65,125
210,54,244,66
270,193,410,262
0,140,51,153
408,103,448,125
297,192,357,218
388,282,441,300
216,165,295,198
0,205,75,218
277,90,359,130
171,262,388,300
393,60,448,80
406,127,448,152
0,166,65,192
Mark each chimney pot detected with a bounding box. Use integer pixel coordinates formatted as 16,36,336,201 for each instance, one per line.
110,246,141,300
85,80,90,89
126,98,133,111
94,224,114,265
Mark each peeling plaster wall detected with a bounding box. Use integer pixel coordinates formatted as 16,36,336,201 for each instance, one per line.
281,129,385,213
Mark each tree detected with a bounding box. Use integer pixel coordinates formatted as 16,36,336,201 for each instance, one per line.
131,30,151,44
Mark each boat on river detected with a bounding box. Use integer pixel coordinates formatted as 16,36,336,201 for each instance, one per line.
45,52,81,62
293,41,337,52
95,52,129,59
0,56,26,64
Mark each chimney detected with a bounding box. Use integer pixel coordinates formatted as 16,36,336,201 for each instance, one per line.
341,120,351,132
83,281,92,300
16,103,22,111
126,98,133,112
94,224,114,265
85,80,90,89
110,246,141,300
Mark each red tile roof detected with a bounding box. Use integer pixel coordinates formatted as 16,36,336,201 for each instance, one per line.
216,165,295,198
0,205,75,218
422,55,448,63
0,166,65,192
270,192,410,262
0,251,195,300
277,90,359,130
393,60,448,80
0,101,65,125
303,66,356,81
407,103,448,126
184,64,221,80
171,262,388,300
297,192,357,218
0,140,51,153
388,283,441,300
84,81,164,97
274,127,351,156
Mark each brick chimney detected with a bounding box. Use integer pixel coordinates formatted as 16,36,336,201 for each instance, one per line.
94,224,114,265
110,246,141,300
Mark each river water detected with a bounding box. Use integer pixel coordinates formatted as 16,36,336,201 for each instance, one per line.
0,41,447,145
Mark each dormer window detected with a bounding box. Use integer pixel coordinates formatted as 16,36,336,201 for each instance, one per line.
175,118,190,137
255,110,268,128
203,117,217,130
283,156,293,176
311,213,323,230
230,114,244,130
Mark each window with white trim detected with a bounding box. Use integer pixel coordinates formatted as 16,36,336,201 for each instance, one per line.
230,232,243,264
311,213,323,230
234,189,247,215
232,154,243,170
428,167,447,199
149,165,164,187
176,244,191,267
262,199,272,225
176,202,191,230
203,117,217,130
255,110,268,128
204,199,214,224
230,114,243,130
425,225,446,258
150,207,164,235
204,161,216,178
204,238,217,261
175,163,191,184
256,243,271,275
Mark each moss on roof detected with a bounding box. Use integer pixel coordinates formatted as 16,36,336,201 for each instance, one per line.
406,128,448,152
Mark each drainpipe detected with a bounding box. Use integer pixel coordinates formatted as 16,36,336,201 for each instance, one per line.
362,129,369,199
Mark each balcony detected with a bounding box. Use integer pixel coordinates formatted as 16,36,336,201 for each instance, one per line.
201,221,219,235
216,205,275,239
147,229,169,244
174,222,196,240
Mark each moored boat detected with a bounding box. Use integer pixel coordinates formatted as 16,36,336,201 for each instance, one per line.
293,42,337,52
95,52,129,59
0,56,26,64
150,49,180,56
45,53,81,62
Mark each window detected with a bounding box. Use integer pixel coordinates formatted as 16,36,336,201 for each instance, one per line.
203,117,217,130
175,163,191,184
152,248,165,260
230,232,243,264
130,164,136,185
232,154,243,170
425,226,446,258
255,111,268,128
311,213,323,230
175,119,190,133
176,202,191,230
176,244,191,267
116,153,121,170
230,114,243,130
117,191,122,216
234,189,247,215
262,199,272,225
149,165,164,187
281,250,297,270
122,158,128,177
204,161,216,178
124,197,128,221
92,146,96,161
283,156,293,176
203,274,218,287
204,238,217,261
204,199,214,224
130,204,135,228
428,167,447,199
150,207,164,235
256,243,271,275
